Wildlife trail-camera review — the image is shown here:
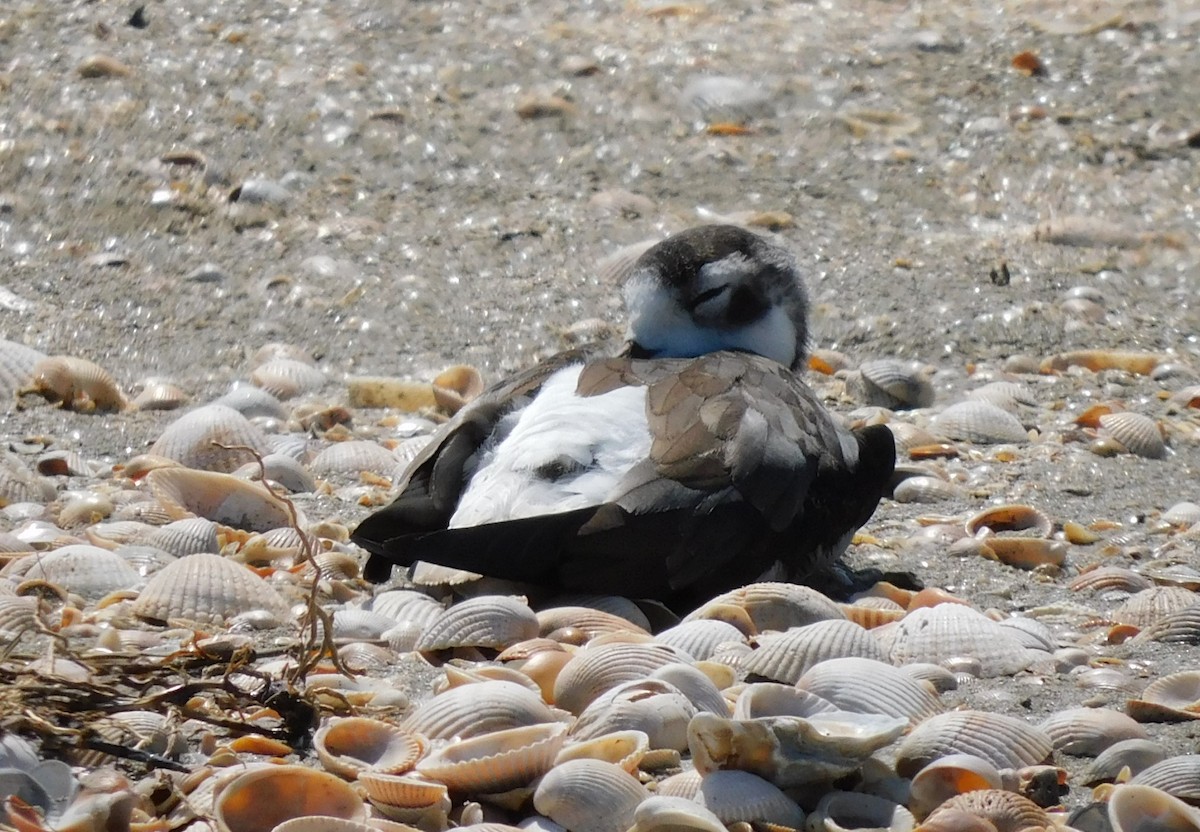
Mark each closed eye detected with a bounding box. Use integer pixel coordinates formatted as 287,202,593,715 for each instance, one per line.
688,284,729,311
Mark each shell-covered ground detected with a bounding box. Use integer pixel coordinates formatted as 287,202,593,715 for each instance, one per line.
2,0,1200,831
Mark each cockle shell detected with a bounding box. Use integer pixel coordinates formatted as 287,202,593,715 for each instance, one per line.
149,404,273,473
214,385,289,421
1083,739,1167,785
965,504,1052,538
1127,672,1200,723
655,619,746,661
1114,587,1198,629
313,717,426,779
731,682,837,720
628,796,726,832
1098,412,1167,459
967,381,1037,410
132,552,291,625
310,441,399,478
1131,756,1200,805
932,400,1029,444
0,454,56,505
146,517,221,556
0,340,46,400
908,754,1006,819
554,643,688,715
401,680,566,741
537,606,650,641
1107,784,1200,832
249,358,326,400
1137,603,1200,646
845,359,935,410
887,604,1041,677
417,722,568,793
924,789,1048,832
0,596,41,641
371,590,445,628
685,582,845,632
808,791,914,832
1037,707,1148,756
741,619,886,684
213,765,366,832
891,475,967,504
555,730,650,773
14,545,141,599
416,595,539,652
24,356,126,412
795,657,942,724
147,467,297,532
533,759,647,832
894,710,1054,777
693,769,804,827
1069,566,1154,594
571,679,697,751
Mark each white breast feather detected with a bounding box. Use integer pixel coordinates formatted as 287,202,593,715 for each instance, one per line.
449,365,652,527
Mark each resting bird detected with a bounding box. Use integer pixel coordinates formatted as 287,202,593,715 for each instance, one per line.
353,225,895,613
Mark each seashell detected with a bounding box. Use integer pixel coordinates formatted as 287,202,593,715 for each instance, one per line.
545,595,654,631
337,641,395,672
1130,756,1200,804
1069,565,1153,594
250,358,326,400
0,454,56,505
272,820,378,832
888,604,1041,677
0,595,40,641
1083,739,1167,785
147,517,221,556
147,467,296,532
310,441,397,478
149,404,273,473
655,619,746,661
649,664,727,715
894,710,1054,778
808,791,914,832
556,730,650,773
130,379,189,411
1127,671,1200,723
371,590,445,628
845,359,934,410
432,365,485,415
554,643,687,715
839,597,905,629
401,680,565,741
1114,587,1198,629
83,710,186,766
533,759,647,832
77,54,133,78
1040,349,1163,376
251,343,316,368
416,595,539,651
837,108,922,139
1107,784,1200,832
795,657,942,725
417,722,568,793
132,552,291,625
685,582,846,632
687,710,906,787
595,239,660,287
36,450,93,478
740,620,886,684
312,717,426,780
925,789,1048,832
0,339,46,399
1099,412,1167,459
965,504,1052,538
23,356,126,412
17,544,141,598
537,606,650,641
56,491,114,527
214,765,366,832
1137,603,1200,646
346,376,439,411
571,679,697,751
233,454,317,494
629,796,726,832
679,75,774,123
358,771,448,814
932,400,1029,444
214,385,289,421
891,475,967,504
909,753,1005,819
1037,707,1148,756
330,608,401,640
731,682,837,720
693,769,804,827
966,381,1037,411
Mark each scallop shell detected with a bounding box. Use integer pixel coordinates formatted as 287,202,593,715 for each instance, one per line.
146,517,221,556
0,454,57,505
1114,587,1198,629
214,385,289,421
1137,603,1200,646
932,400,1029,444
908,753,1005,818
966,381,1037,410
740,620,886,684
1037,707,1148,756
685,582,846,632
310,441,398,478
17,544,141,598
554,643,687,715
1127,671,1200,722
148,467,296,532
693,769,804,827
532,759,647,832
371,590,445,628
795,657,942,725
845,359,935,410
571,679,697,752
894,710,1054,777
250,358,326,400
537,606,650,641
1083,739,1167,785
655,619,746,661
312,717,426,779
1131,756,1200,804
25,356,126,412
888,604,1040,677
417,722,568,793
629,796,726,832
0,339,46,399
132,552,291,625
251,343,316,368
214,765,366,832
149,404,273,472
416,595,539,651
1069,566,1154,594
1099,412,1167,459
925,789,1048,832
1108,784,1200,832
401,680,565,741
808,791,914,832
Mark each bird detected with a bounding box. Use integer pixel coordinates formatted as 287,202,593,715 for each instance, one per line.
352,224,895,614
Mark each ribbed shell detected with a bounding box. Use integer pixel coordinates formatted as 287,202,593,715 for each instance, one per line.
685,582,845,632
1128,671,1200,722
249,358,326,400
933,400,1029,444
1069,566,1154,594
731,682,837,720
357,772,447,809
1107,784,1200,832
401,680,564,740
0,596,40,640
236,453,316,493
417,722,568,793
149,405,272,472
533,759,647,832
537,606,650,640
655,619,746,661
892,476,967,504
927,789,1049,832
741,620,885,684
846,359,935,409
694,769,805,827
0,454,56,504
796,657,942,725
571,679,696,751
1131,756,1200,804
908,754,1005,818
1037,707,1148,756
1083,739,1167,785
679,75,774,122
331,609,398,640
966,381,1037,410
1114,587,1198,628
313,717,426,779
1099,412,1167,459
28,355,126,411
1137,603,1200,645
809,791,914,832
0,339,45,398
631,796,726,832
554,643,688,714
146,517,222,556
894,710,1054,777
371,590,444,628
888,604,1039,677
416,595,539,651
148,468,296,532
20,544,141,598
132,553,291,625
213,386,288,421
310,441,398,477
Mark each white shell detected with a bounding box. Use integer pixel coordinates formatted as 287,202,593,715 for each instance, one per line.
933,400,1029,444
132,552,291,625
888,604,1041,678
148,467,297,532
533,759,647,832
149,404,273,472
